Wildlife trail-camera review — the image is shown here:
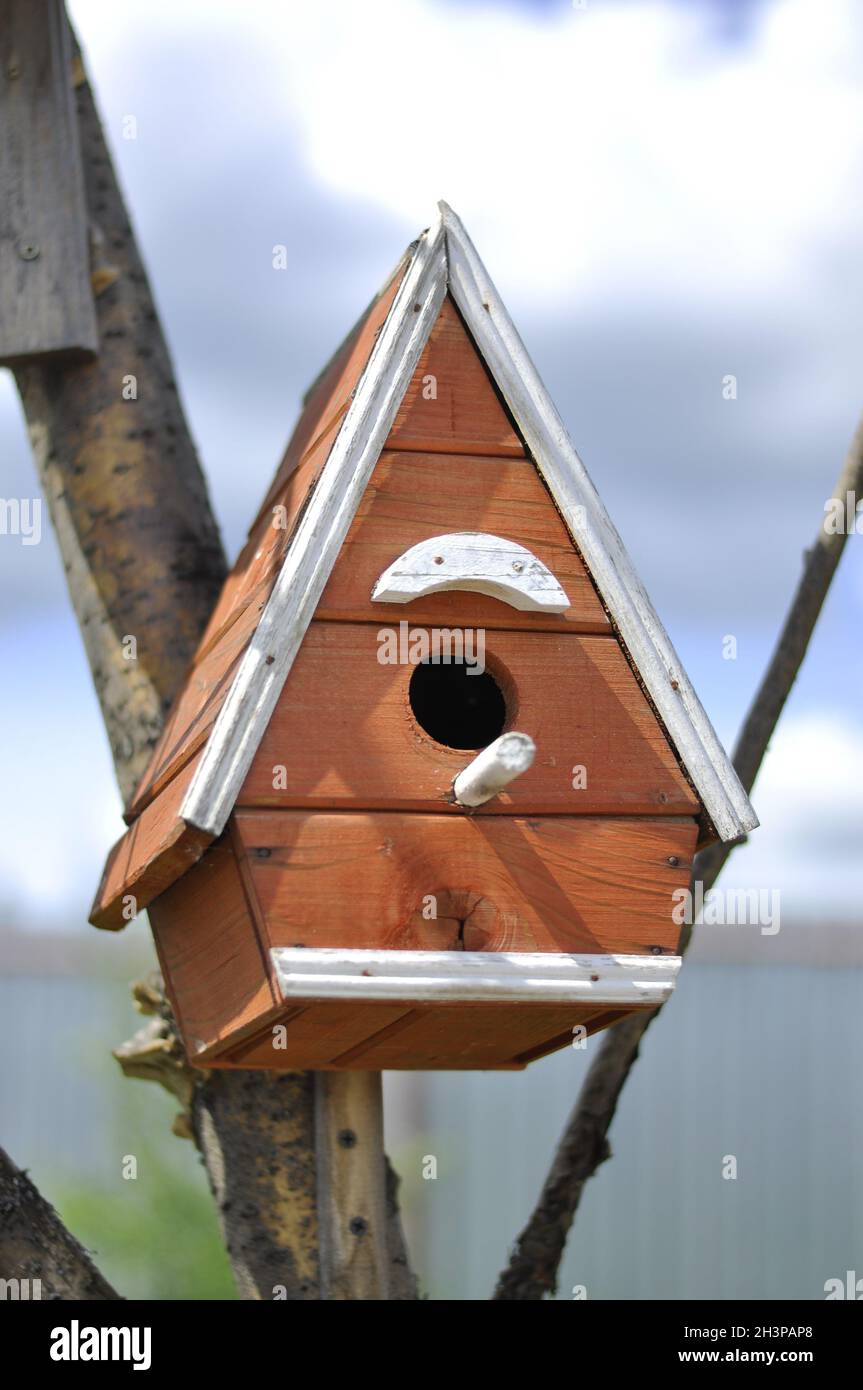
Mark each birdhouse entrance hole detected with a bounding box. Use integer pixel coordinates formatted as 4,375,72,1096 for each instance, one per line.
408,660,507,750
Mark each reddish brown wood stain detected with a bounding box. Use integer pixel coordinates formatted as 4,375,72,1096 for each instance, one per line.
234,810,696,956
315,449,609,633
240,624,698,816
90,755,211,931
149,838,279,1057
387,297,524,457
128,260,410,819
209,1000,642,1071
91,282,705,1071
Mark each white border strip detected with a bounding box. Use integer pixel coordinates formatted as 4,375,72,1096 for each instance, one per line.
181,215,448,835
440,203,757,845
270,948,681,1006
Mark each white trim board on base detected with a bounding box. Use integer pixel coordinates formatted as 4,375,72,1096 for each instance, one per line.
270,948,681,1007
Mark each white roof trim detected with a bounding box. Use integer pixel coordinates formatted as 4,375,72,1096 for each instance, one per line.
442,203,756,843
270,948,681,1006
180,203,757,844
181,213,447,835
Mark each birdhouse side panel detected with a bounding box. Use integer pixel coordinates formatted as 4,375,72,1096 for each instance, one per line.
147,836,280,1060
232,810,697,956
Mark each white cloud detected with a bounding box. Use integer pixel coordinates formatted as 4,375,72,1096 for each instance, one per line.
720,710,862,917
68,0,863,312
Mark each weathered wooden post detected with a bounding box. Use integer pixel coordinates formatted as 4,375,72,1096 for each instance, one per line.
0,0,97,365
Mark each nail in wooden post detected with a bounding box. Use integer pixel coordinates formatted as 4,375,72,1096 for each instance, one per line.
314,1071,390,1300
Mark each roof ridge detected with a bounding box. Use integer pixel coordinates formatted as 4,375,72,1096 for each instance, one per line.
138,205,757,871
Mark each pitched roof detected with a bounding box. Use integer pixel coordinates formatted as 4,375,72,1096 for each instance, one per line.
125,249,413,818
92,203,757,930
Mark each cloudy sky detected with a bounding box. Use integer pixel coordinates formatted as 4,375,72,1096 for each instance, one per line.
1,0,860,932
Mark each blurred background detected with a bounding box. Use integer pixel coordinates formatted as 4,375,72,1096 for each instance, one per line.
1,0,860,1298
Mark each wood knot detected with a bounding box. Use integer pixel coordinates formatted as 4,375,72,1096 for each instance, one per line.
398,889,500,950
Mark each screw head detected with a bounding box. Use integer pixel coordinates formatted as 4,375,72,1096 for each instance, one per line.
338,1129,357,1149
349,1216,368,1237
17,240,40,261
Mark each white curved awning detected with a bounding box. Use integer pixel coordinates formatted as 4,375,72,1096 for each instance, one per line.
370,532,571,613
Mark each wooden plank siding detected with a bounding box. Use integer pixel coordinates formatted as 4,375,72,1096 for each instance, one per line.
93,282,705,960
126,594,265,817
314,449,609,633
210,999,639,1071
239,624,699,816
126,258,411,819
89,755,212,931
128,289,572,822
219,1003,414,1069
232,810,696,957
148,838,280,1058
386,297,523,456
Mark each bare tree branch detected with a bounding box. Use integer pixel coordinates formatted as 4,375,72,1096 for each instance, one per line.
0,1147,121,1299
493,419,863,1300
384,1157,421,1300
12,21,416,1299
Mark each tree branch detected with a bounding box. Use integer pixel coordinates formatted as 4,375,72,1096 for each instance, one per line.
0,1147,121,1299
493,418,863,1300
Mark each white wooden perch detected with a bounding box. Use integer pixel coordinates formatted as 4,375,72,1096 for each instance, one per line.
453,731,536,807
370,533,571,613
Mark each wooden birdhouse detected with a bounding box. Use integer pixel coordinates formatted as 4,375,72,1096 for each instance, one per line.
90,203,757,1072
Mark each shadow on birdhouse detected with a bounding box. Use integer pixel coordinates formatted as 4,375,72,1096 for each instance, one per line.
90,204,757,1071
